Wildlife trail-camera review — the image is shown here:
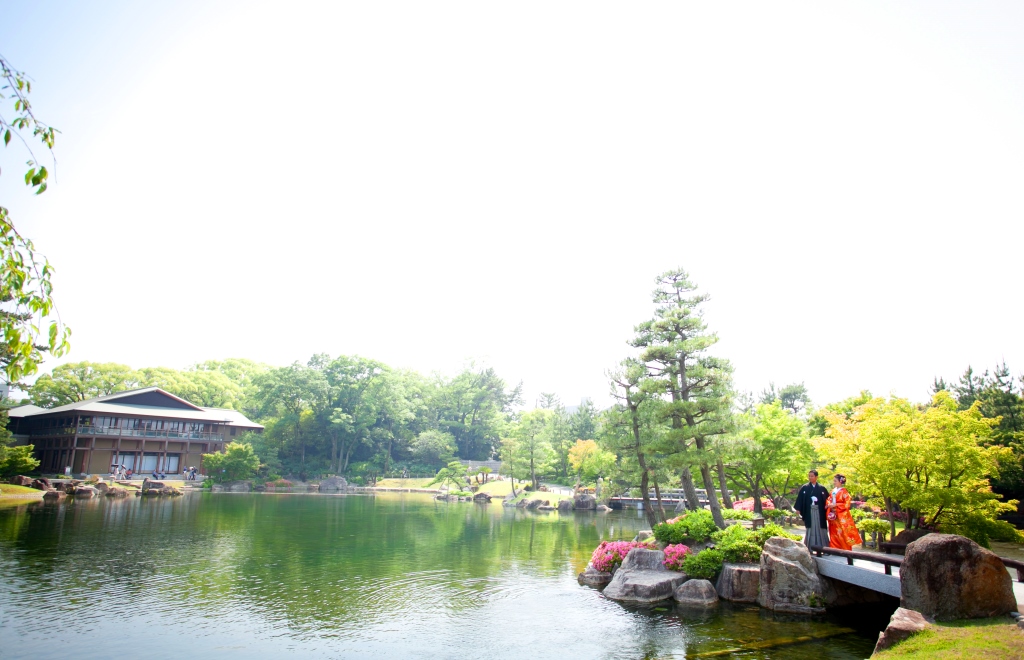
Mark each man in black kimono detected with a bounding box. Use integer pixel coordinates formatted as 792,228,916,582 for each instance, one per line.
793,469,829,548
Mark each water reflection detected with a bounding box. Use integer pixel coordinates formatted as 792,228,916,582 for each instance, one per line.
0,494,879,659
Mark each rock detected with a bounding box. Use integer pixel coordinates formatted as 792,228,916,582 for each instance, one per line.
538,505,555,510
526,499,543,510
105,486,129,498
636,530,654,543
597,505,612,512
211,481,252,493
142,488,162,497
514,498,527,508
473,492,492,502
578,566,615,588
42,489,65,501
11,475,33,487
319,476,347,492
141,478,165,493
557,499,574,512
253,484,266,491
603,548,688,604
716,563,760,603
573,494,597,510
30,477,51,491
900,533,1017,621
757,536,825,615
73,486,98,499
94,482,109,494
873,607,934,654
674,579,718,607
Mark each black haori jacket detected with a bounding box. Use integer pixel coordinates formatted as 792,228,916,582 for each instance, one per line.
793,482,830,527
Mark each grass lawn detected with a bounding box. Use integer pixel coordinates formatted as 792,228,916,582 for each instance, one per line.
0,484,45,496
373,478,436,489
874,617,1024,659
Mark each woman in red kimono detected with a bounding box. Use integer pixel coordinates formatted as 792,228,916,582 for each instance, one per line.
826,474,862,550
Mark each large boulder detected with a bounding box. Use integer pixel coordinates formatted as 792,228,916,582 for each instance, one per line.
574,494,597,510
73,486,98,499
105,486,129,498
757,536,825,615
900,533,1017,621
603,548,688,604
716,563,760,603
318,476,347,492
141,478,165,493
30,477,51,491
873,607,934,654
525,499,544,510
577,566,614,588
42,488,65,501
11,475,33,487
557,499,574,512
473,492,492,503
94,482,110,494
597,504,612,512
674,579,718,607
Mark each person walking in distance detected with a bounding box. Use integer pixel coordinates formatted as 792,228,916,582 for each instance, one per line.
794,469,830,550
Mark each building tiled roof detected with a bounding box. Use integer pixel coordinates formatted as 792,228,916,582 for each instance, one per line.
7,387,263,429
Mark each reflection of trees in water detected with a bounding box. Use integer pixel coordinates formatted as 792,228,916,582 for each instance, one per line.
0,494,648,632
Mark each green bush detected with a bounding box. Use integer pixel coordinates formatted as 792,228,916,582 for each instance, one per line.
749,523,801,547
859,518,892,540
721,509,755,521
761,508,789,520
682,548,725,579
652,509,718,544
712,525,763,563
201,442,260,484
850,508,872,523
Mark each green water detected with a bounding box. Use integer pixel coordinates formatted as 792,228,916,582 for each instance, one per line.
0,494,885,658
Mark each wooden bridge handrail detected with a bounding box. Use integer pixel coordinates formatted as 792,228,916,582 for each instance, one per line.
810,545,1024,582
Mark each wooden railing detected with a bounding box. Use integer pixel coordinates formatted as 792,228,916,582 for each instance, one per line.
811,545,1024,582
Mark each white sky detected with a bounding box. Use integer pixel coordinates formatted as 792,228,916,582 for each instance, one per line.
2,1,1023,408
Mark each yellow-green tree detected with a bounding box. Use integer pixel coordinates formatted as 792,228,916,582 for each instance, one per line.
203,442,260,483
815,391,1013,543
568,439,615,486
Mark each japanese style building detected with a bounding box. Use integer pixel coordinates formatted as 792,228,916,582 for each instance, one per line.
6,387,263,476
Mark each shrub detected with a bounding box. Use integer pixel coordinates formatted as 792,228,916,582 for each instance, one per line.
682,548,725,579
653,509,718,544
850,508,872,523
202,442,260,484
761,508,789,521
662,544,691,571
749,523,801,546
859,518,892,541
721,509,755,521
271,479,293,488
590,541,645,572
940,513,1024,548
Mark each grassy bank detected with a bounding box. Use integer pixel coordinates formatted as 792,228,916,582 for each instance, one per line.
373,478,435,489
0,484,45,496
874,617,1024,659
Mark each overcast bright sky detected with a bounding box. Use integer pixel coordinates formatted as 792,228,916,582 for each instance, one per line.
2,1,1023,408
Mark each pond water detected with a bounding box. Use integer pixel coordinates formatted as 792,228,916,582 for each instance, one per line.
0,494,887,659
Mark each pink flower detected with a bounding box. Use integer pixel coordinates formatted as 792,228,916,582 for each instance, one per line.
662,543,691,571
590,540,646,573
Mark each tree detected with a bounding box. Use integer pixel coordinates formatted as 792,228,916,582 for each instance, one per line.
547,405,575,480
759,382,811,415
568,439,614,485
432,366,522,460
727,401,810,513
569,399,599,441
511,409,553,490
632,268,733,528
429,460,468,495
202,442,260,483
0,55,69,384
30,362,140,406
815,391,1012,541
411,430,455,468
0,410,38,476
807,390,872,438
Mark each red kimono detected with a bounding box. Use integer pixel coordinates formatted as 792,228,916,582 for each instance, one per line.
827,487,862,550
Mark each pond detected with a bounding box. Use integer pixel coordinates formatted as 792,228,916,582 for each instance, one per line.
0,493,887,658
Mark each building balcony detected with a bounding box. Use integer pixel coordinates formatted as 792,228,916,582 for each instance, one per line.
30,425,224,443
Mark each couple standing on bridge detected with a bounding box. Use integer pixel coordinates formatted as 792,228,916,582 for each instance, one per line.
794,469,862,551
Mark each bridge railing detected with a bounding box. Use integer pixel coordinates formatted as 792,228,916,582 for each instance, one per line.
811,544,1024,582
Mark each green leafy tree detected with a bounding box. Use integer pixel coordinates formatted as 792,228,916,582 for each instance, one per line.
428,460,468,493
411,430,455,468
0,410,38,476
202,442,260,483
759,382,811,415
30,362,140,406
727,400,810,513
432,366,522,460
567,438,614,485
511,409,553,490
0,55,70,384
632,268,733,528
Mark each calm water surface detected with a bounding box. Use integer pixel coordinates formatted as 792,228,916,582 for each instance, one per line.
0,493,884,659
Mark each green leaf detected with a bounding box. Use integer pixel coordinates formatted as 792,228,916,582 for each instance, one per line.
3,130,9,146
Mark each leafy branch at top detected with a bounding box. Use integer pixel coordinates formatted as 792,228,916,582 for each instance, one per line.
0,53,57,194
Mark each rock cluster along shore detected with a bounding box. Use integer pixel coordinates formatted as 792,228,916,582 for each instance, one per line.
502,493,612,512
579,531,1021,657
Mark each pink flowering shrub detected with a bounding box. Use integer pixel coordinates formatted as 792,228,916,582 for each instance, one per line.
590,541,645,573
662,544,691,571
732,497,775,512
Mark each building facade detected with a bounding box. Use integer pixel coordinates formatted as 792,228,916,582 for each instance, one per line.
7,387,263,475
